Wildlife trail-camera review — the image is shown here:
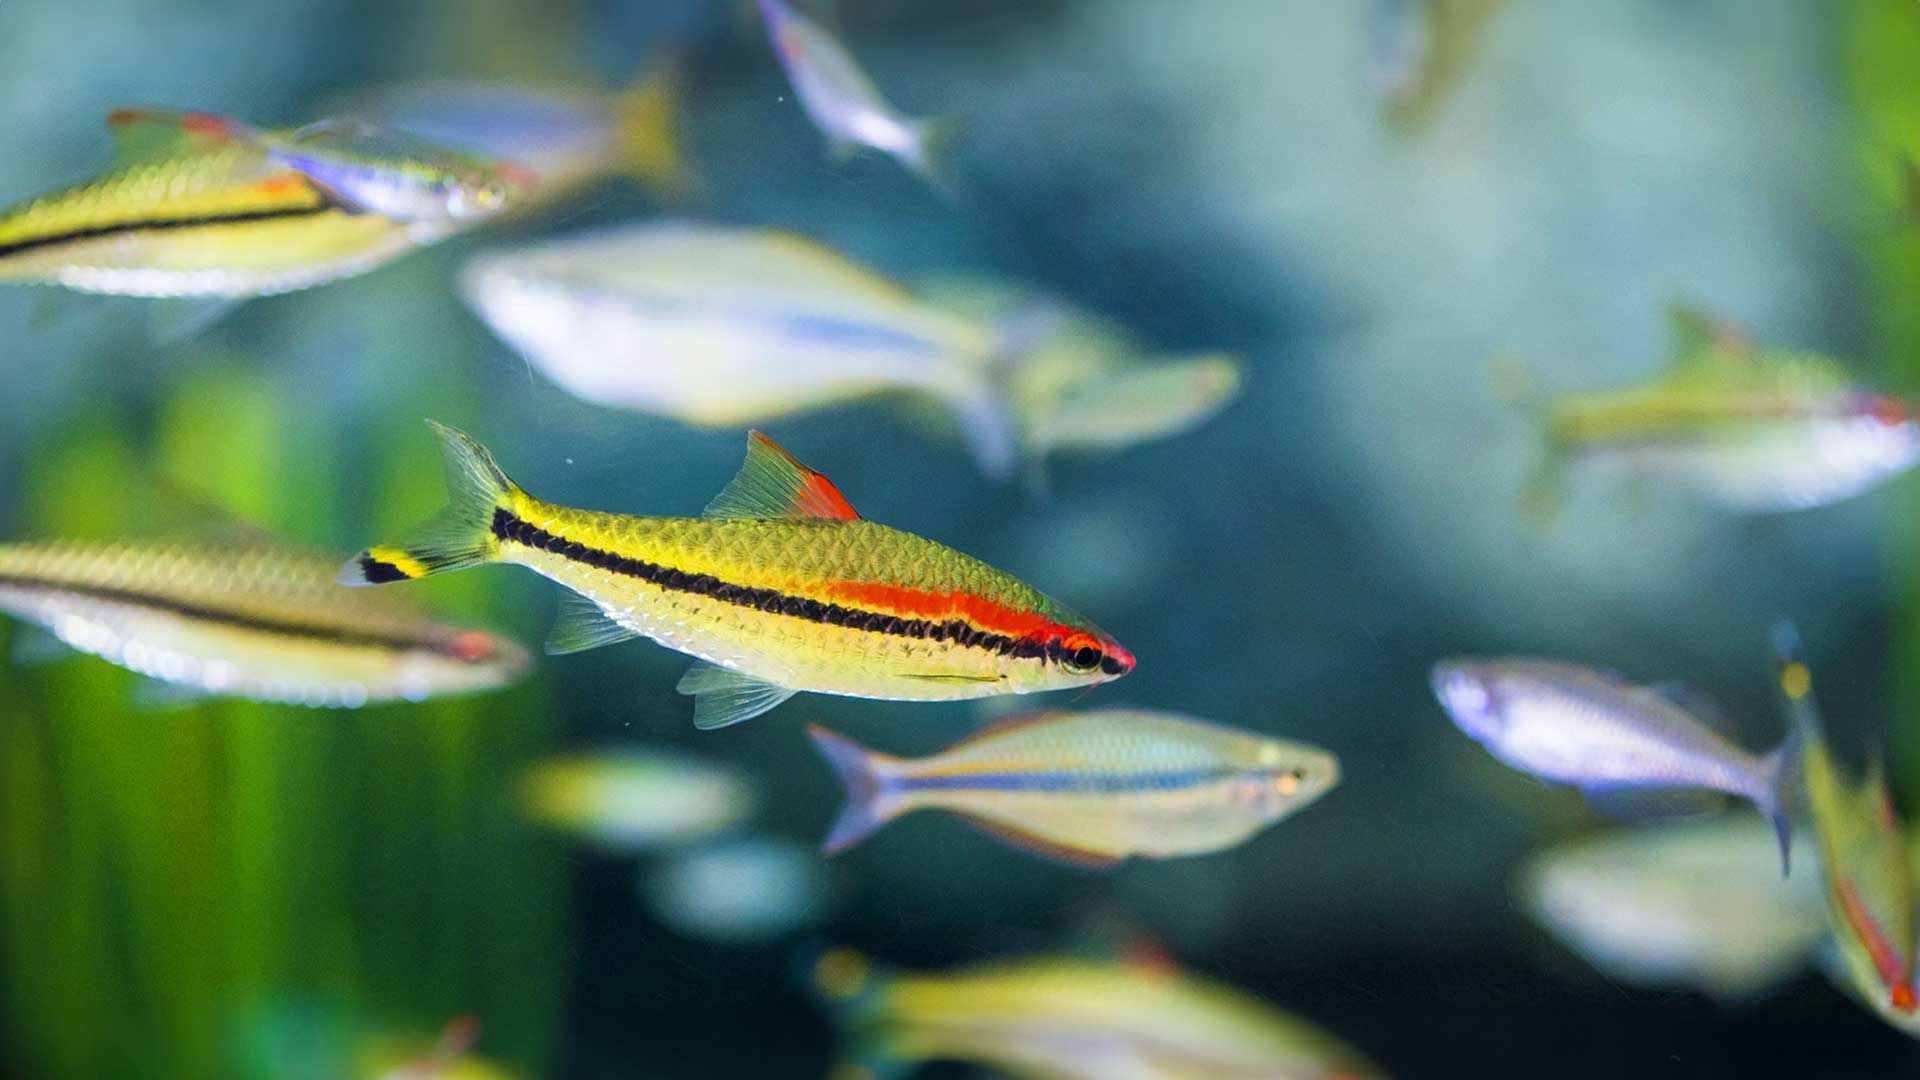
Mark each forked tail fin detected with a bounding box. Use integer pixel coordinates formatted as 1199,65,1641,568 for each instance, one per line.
613,50,698,201
338,420,522,586
806,724,902,854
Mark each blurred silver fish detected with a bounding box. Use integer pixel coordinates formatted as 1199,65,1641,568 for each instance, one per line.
1430,658,1798,869
340,59,691,208
1521,817,1823,999
757,0,953,188
807,709,1339,868
640,835,829,945
519,751,755,853
460,221,1021,477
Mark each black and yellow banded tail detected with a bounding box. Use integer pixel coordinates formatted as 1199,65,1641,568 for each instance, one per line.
338,420,522,586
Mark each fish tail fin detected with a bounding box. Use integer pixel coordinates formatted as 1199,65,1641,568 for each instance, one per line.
613,50,698,201
901,114,963,200
1761,618,1815,876
337,420,522,586
806,724,903,854
1487,353,1565,526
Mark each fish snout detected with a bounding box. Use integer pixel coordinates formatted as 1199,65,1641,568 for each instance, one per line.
1430,660,1503,739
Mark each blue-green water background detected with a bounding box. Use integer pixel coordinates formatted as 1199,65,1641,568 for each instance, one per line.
3,1,1919,1076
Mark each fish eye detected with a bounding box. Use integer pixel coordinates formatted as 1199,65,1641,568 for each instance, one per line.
1060,639,1103,674
1275,768,1305,797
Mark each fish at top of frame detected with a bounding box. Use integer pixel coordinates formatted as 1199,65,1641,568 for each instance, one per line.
0,107,534,302
339,422,1132,730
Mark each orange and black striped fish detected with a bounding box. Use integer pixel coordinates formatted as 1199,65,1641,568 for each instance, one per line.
339,422,1134,729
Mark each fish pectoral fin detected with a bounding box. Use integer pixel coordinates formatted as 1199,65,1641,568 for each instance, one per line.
676,661,797,730
106,107,259,164
1578,784,1727,821
703,431,861,521
961,816,1124,871
544,592,643,656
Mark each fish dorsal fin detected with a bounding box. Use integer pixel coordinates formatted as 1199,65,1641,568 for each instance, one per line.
962,816,1124,871
106,107,258,164
677,660,798,729
703,431,860,521
1666,301,1753,364
545,591,642,655
952,710,1071,747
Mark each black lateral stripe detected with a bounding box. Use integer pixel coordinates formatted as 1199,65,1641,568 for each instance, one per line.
490,507,1061,661
0,572,454,655
0,204,339,260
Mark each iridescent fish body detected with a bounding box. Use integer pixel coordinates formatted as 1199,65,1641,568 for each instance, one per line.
1531,303,1920,512
807,709,1337,867
811,949,1387,1080
1430,657,1797,869
756,0,951,186
1774,638,1920,1026
339,422,1132,729
0,533,529,707
1521,817,1823,999
460,222,1021,477
0,108,527,298
255,119,536,224
519,751,756,852
343,62,690,207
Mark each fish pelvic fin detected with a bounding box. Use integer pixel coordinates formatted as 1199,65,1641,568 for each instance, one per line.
338,420,522,586
806,724,903,854
614,50,699,201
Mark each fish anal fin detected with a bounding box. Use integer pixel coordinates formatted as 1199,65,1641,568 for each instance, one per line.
703,431,861,521
106,107,256,164
962,816,1123,870
1578,783,1727,821
677,660,798,729
545,592,642,655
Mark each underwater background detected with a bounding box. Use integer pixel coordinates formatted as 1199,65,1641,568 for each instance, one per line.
3,0,1919,1076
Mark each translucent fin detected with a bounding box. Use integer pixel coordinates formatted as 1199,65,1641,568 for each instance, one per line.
1578,784,1726,821
9,625,72,668
963,817,1123,870
544,592,641,655
703,431,861,521
147,296,245,347
1645,681,1732,731
106,107,257,164
1666,300,1752,362
337,420,519,585
613,50,698,201
1758,722,1803,877
899,115,962,202
806,724,902,854
945,380,1019,481
677,661,798,729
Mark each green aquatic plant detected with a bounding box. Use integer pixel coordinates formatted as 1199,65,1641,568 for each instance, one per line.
0,368,563,1080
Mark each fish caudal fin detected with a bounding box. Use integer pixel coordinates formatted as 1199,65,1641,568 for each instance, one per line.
338,420,520,586
614,51,698,201
806,724,902,854
900,115,962,200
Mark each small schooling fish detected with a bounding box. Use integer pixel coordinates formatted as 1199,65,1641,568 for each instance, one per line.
757,0,954,189
341,59,691,209
810,948,1387,1080
807,709,1338,868
340,422,1132,729
1429,657,1798,870
0,530,529,707
460,222,1023,477
1524,302,1920,513
519,751,756,852
0,108,531,299
1774,629,1918,1025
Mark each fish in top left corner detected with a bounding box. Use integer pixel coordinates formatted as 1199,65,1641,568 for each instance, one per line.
0,106,535,302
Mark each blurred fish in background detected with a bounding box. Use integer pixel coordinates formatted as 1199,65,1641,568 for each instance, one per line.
754,0,953,191
0,106,531,301
1520,816,1824,1000
809,947,1388,1080
340,54,694,211
639,834,830,944
807,708,1338,867
520,750,756,853
1371,0,1509,133
1518,303,1920,517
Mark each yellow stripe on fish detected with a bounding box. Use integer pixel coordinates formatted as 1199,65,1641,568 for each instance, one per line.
340,421,1133,729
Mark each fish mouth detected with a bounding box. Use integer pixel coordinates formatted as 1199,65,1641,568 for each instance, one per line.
1429,660,1498,734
